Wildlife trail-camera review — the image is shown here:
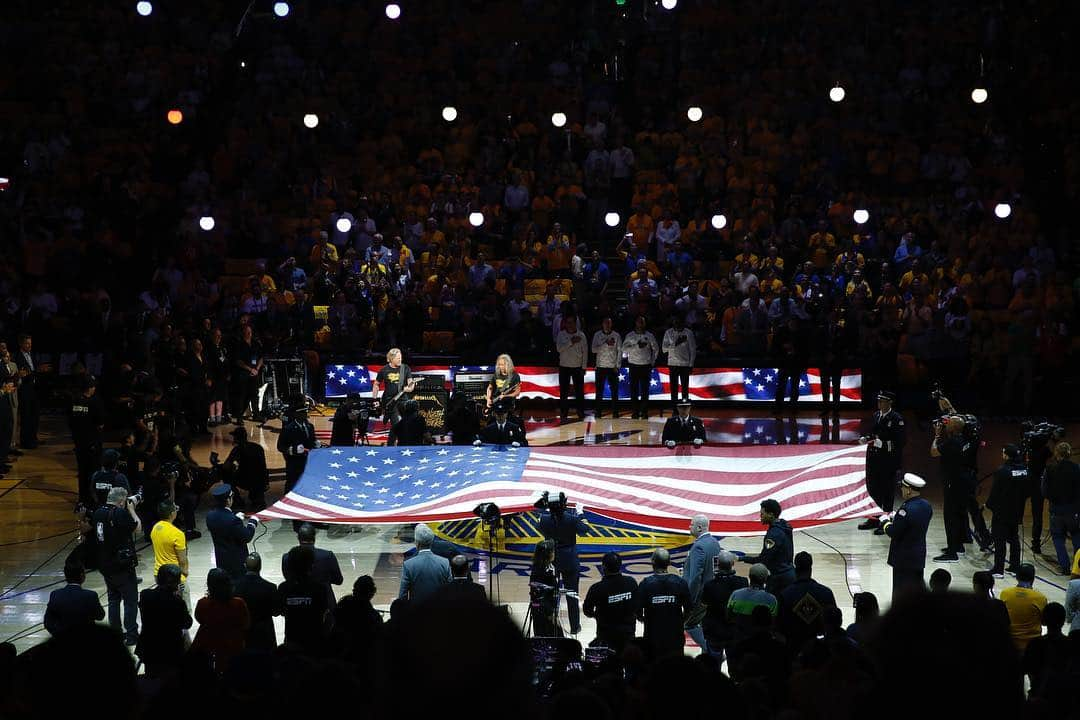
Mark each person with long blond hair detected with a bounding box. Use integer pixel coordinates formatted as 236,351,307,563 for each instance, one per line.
485,353,521,409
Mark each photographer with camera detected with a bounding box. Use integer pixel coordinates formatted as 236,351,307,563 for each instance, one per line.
1022,422,1066,554
205,484,259,580
330,393,367,446
215,426,269,511
155,409,205,541
1042,441,1080,575
931,415,988,562
92,485,142,645
536,491,588,635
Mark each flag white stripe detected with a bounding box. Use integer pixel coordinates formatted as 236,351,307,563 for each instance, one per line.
528,445,864,473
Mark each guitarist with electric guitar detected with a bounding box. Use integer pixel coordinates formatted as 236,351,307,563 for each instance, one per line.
484,353,522,419
372,348,418,425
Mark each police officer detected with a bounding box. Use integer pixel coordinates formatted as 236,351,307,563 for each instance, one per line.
582,552,638,654
69,375,105,508
205,484,259,580
931,415,985,562
986,444,1028,577
388,400,430,446
476,400,528,446
277,399,317,495
881,473,932,602
537,492,588,635
858,390,905,533
220,426,269,511
91,449,131,508
92,485,142,645
661,401,707,447
740,498,795,595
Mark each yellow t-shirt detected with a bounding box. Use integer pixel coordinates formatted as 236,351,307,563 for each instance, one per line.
151,520,188,582
1000,585,1047,652
1072,548,1080,577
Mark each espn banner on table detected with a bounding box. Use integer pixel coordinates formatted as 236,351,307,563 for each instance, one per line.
324,365,861,403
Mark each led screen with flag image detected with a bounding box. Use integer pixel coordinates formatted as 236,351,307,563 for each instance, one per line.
255,443,875,537
323,364,861,403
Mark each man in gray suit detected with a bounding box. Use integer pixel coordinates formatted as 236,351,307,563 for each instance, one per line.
398,524,451,603
683,513,721,653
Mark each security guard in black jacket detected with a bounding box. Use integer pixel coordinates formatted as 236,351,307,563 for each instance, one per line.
476,401,528,446
740,498,795,594
858,390,905,531
329,393,363,446
277,401,317,495
70,375,105,508
205,484,259,580
582,551,639,653
661,401,707,447
986,444,1028,576
91,449,131,508
388,400,430,446
881,473,932,602
220,426,269,511
537,492,588,634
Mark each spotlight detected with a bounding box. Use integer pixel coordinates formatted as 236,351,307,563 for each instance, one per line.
710,213,727,230
468,212,484,227
0,177,9,191
336,217,352,233
686,106,703,123
551,112,567,128
971,87,989,104
166,109,183,125
385,3,401,19
994,203,1012,219
661,0,678,8
853,209,869,225
199,216,216,231
273,2,290,17
303,113,319,129
829,85,846,103
136,1,153,16
442,106,458,122
604,212,621,227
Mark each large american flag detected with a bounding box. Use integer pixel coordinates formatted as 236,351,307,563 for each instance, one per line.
255,444,874,535
324,364,861,403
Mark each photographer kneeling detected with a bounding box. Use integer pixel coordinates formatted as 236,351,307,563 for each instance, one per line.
92,485,142,645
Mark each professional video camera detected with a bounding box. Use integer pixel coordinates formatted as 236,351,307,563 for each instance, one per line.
127,493,143,507
342,394,374,424
1020,420,1066,455
534,491,568,514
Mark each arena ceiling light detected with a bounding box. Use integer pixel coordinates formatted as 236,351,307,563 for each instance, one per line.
661,0,678,9
136,1,153,16
303,113,319,128
273,2,290,18
971,87,989,104
442,106,458,122
604,212,621,227
385,3,401,20
710,213,727,230
551,112,567,128
336,217,353,233
829,85,846,103
853,208,869,225
686,106,703,123
166,109,183,125
468,212,484,227
199,216,216,231
994,202,1012,219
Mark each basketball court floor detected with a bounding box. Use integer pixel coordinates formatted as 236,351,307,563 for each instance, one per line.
0,407,1073,653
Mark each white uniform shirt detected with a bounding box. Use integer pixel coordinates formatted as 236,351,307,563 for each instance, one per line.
662,328,697,367
621,330,658,366
556,331,588,369
591,330,622,369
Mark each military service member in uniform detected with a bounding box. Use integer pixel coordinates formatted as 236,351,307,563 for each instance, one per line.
662,401,707,447
740,498,795,594
476,400,528,446
881,473,932,601
205,483,259,580
277,399,317,495
858,390,906,533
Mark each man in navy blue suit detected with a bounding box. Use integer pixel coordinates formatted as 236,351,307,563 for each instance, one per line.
683,513,721,654
44,561,104,637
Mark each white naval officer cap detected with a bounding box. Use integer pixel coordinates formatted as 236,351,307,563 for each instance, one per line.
900,473,926,489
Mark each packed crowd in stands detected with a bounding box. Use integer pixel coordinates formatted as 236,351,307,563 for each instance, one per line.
1,0,1079,714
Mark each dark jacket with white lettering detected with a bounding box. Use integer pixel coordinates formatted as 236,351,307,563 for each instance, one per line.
986,460,1029,525
582,573,639,639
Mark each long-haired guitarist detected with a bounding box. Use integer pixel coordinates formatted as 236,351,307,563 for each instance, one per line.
373,348,417,425
485,353,522,410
